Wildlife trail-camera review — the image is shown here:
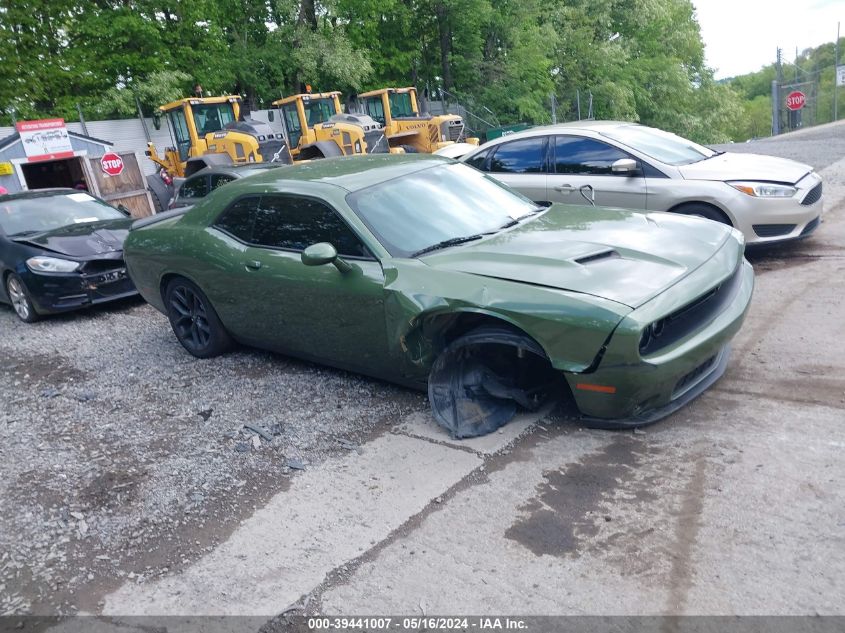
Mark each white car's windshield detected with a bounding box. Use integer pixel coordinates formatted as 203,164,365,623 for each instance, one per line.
347,162,539,257
601,125,718,166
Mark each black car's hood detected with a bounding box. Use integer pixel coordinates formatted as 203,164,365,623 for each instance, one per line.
12,218,133,257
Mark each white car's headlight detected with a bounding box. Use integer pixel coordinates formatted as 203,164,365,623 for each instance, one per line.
26,256,80,273
728,181,797,198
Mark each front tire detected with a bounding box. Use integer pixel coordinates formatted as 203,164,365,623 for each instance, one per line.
6,273,39,323
164,277,232,358
428,326,557,438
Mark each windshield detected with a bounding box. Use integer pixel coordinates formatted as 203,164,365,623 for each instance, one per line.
303,97,339,127
600,125,717,166
389,92,417,117
192,103,237,136
0,192,125,236
346,163,539,257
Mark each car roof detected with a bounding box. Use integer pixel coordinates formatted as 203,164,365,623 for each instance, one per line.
186,163,286,179
479,120,642,144
240,154,450,193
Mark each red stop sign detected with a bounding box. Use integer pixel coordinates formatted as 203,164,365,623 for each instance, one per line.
786,91,806,111
100,152,124,176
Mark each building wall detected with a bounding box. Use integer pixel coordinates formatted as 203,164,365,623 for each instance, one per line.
0,135,112,194
0,118,173,178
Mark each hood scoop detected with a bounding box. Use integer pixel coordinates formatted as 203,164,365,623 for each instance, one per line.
574,250,620,265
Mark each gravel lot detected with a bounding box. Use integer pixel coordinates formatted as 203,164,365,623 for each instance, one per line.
0,299,425,614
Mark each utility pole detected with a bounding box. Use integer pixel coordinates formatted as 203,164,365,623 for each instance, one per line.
550,93,557,124
772,47,782,135
76,103,89,136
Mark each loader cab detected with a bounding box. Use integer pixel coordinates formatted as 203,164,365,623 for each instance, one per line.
160,97,242,162
273,92,343,152
360,88,420,127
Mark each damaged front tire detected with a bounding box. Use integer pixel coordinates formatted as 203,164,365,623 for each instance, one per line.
427,326,558,439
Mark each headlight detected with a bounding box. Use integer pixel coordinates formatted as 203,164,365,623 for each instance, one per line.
639,318,667,353
728,181,797,198
26,256,80,273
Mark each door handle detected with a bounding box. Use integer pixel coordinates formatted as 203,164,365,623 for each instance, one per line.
244,260,262,270
553,184,575,193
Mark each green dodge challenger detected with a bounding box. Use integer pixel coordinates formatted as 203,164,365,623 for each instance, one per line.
124,155,754,438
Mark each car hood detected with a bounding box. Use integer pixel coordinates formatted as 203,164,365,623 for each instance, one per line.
421,206,732,309
12,218,133,257
677,151,812,184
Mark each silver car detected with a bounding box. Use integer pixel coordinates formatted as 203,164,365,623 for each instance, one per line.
461,121,822,245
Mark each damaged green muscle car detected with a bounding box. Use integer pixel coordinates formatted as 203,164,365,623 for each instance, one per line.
124,155,754,438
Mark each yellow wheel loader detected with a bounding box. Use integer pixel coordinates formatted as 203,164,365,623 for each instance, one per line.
271,91,391,160
145,95,293,212
357,87,479,153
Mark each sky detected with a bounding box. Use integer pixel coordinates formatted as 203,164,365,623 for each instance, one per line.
692,0,844,79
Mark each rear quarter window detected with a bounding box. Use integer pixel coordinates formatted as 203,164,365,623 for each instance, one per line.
212,196,259,242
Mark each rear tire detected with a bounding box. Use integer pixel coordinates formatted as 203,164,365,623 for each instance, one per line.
5,273,39,323
164,277,232,358
672,202,731,225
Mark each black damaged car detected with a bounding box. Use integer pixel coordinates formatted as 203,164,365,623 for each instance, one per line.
0,189,138,322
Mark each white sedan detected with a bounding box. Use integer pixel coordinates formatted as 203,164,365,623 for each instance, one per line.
460,121,823,245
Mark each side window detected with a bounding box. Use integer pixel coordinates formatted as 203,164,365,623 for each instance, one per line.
168,108,192,162
282,104,302,149
253,195,368,258
365,98,385,125
464,148,490,171
179,175,209,199
554,136,631,175
209,174,236,191
213,196,259,242
488,138,547,174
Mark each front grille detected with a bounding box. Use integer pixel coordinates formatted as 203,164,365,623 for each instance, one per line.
448,122,465,141
81,259,125,274
800,216,821,236
364,130,389,154
753,223,796,238
259,139,293,164
639,263,744,356
801,182,822,206
673,355,717,396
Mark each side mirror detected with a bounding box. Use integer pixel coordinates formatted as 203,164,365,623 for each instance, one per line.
611,158,638,174
301,242,352,273
152,112,162,131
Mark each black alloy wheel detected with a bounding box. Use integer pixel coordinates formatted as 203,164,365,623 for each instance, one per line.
164,278,232,358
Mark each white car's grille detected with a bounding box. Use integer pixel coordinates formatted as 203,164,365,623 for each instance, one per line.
801,182,822,206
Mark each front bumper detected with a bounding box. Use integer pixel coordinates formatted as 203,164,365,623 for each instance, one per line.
732,173,823,245
563,251,754,427
23,267,138,315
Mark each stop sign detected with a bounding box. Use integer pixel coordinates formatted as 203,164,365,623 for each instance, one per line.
100,152,124,176
786,91,806,111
